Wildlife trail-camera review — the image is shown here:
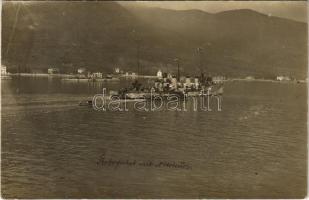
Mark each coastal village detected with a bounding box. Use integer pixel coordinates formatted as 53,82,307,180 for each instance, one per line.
1,64,306,84
2,62,307,103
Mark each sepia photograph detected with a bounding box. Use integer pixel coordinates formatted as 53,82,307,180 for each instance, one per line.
1,0,308,198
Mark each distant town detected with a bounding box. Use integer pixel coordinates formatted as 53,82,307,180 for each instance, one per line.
1,64,307,84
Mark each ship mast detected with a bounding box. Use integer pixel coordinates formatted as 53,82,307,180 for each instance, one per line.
196,47,205,83
136,38,140,76
196,47,203,74
131,29,141,78
174,58,180,81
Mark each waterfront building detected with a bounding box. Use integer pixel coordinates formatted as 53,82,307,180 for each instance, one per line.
1,65,7,75
92,72,103,79
213,76,225,83
114,67,120,74
276,76,291,81
245,76,254,80
48,68,60,74
157,70,162,78
167,73,173,79
194,77,200,89
124,71,137,76
77,68,86,74
171,77,178,89
184,77,192,88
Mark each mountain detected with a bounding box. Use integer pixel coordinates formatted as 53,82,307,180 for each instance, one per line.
126,6,307,78
2,1,143,73
2,2,307,79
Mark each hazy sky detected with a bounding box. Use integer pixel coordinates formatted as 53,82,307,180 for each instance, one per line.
120,1,307,22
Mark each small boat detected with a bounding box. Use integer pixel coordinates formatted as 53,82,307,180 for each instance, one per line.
79,100,93,106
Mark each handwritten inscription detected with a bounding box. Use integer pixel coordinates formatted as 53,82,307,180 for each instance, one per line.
96,153,192,170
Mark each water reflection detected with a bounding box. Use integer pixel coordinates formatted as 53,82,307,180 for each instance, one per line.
1,77,307,198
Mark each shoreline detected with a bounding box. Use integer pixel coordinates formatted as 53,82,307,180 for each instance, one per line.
9,73,75,77
3,73,308,83
225,78,308,84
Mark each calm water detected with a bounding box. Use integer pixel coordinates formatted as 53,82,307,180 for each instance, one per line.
1,77,307,198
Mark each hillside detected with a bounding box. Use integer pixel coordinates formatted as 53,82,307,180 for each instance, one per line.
2,2,307,79
126,6,307,78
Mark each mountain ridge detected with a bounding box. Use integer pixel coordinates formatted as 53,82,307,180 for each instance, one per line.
2,2,307,79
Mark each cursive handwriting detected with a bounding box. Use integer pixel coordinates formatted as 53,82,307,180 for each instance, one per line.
96,153,192,170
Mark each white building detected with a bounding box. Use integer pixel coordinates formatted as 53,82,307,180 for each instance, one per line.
167,73,173,79
277,76,291,81
184,77,193,88
171,77,178,89
213,76,225,83
157,70,162,78
114,67,120,74
77,68,86,74
1,65,7,75
92,72,103,79
48,68,59,74
245,76,254,80
194,78,199,89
